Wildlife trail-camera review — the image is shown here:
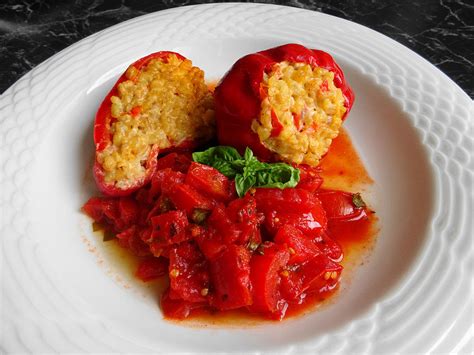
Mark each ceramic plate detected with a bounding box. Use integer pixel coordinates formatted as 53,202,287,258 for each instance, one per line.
1,3,472,353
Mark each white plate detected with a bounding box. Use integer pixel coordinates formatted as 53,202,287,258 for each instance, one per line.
1,3,472,353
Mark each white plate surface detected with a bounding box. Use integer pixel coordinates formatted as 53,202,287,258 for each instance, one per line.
1,3,473,353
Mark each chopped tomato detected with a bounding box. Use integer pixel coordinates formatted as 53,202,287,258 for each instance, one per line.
194,228,228,260
156,152,192,173
296,165,324,192
274,225,322,265
82,196,138,232
262,202,327,237
317,190,368,222
315,231,344,262
116,226,151,256
136,257,168,282
161,289,207,319
249,242,289,316
167,184,214,217
185,162,233,202
280,254,342,301
254,188,319,214
209,245,253,310
149,168,185,200
82,148,363,321
150,210,190,246
168,242,210,303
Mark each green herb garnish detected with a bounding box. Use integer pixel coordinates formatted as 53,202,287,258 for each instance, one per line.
191,208,211,225
103,230,116,242
352,192,367,208
192,146,300,197
92,221,103,232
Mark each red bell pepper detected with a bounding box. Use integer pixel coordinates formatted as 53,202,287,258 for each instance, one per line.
214,43,354,161
93,51,189,197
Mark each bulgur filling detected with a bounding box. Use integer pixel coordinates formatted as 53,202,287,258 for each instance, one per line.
251,62,346,166
97,54,215,188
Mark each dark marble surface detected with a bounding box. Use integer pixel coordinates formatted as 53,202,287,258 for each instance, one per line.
0,0,472,97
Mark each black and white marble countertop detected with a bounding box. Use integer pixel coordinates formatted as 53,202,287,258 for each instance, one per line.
0,0,472,97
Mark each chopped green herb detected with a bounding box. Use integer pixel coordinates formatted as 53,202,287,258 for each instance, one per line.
92,221,103,232
103,230,116,242
352,193,367,208
247,241,260,252
193,146,300,197
191,208,211,225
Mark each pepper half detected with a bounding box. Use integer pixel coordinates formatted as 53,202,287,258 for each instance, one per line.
214,43,354,166
93,51,214,196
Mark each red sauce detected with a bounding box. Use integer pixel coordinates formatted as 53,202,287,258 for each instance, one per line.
319,129,373,189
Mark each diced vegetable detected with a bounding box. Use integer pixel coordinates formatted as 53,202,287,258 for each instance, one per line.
209,245,253,310
136,257,168,282
249,242,290,314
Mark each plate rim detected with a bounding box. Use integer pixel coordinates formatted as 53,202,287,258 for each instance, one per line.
1,3,472,353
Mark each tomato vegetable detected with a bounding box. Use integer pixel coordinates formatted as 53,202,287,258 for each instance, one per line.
83,152,371,321
317,190,368,222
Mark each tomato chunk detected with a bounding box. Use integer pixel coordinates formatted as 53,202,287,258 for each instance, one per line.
167,184,214,216
274,225,321,265
156,152,192,173
194,228,228,260
317,190,367,222
255,188,319,213
168,242,210,303
280,254,342,301
150,210,189,246
315,231,344,262
296,165,324,192
161,289,207,319
225,196,260,245
249,242,289,315
136,257,168,282
82,196,139,232
263,202,327,237
148,168,185,201
116,226,151,256
185,162,233,202
209,245,252,310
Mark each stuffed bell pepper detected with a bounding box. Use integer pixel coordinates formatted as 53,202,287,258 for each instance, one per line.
94,51,215,196
215,43,354,166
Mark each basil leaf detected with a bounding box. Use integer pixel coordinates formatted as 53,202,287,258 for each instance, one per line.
192,146,241,165
254,163,300,189
192,146,242,177
192,146,300,197
235,174,257,197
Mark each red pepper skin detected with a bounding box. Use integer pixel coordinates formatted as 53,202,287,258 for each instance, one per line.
214,43,354,160
93,51,189,197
